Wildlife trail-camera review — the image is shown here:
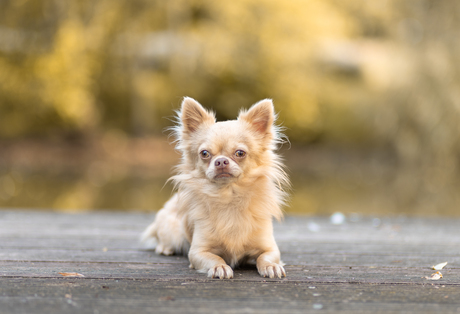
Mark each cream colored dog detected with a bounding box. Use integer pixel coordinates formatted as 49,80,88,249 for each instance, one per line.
141,97,289,279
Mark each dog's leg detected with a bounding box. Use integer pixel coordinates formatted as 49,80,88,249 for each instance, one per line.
256,248,286,279
140,194,189,255
188,248,233,279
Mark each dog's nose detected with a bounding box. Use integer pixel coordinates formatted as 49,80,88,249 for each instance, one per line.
214,157,229,168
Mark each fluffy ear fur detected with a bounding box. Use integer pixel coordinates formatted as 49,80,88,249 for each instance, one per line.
238,99,275,137
180,97,215,134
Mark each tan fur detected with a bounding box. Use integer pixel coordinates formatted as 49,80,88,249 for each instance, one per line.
141,97,289,279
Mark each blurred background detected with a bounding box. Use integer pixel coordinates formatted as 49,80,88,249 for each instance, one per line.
0,0,459,216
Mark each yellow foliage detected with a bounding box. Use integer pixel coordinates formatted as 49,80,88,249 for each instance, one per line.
1,0,459,149
156,0,359,135
36,18,98,128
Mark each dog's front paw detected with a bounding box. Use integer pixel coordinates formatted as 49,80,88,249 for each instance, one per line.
207,265,233,279
258,263,286,279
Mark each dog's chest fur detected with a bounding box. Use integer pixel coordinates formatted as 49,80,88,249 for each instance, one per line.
185,184,271,265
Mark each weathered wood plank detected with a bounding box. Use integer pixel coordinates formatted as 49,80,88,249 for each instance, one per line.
1,210,460,314
1,248,458,272
3,237,451,250
1,278,459,314
2,213,460,245
1,261,458,285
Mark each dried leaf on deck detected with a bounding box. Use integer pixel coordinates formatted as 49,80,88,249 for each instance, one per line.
424,271,442,280
58,272,85,277
432,262,448,270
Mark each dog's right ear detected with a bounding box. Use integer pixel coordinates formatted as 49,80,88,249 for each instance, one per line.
180,97,215,134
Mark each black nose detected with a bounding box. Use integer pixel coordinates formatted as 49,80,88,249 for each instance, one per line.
214,157,229,168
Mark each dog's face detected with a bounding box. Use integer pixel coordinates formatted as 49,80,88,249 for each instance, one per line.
196,120,248,182
177,97,276,184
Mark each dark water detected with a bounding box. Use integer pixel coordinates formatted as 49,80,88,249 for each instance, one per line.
1,142,459,216
0,171,172,212
1,168,459,217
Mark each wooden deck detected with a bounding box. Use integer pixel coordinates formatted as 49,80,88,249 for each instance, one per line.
1,210,459,313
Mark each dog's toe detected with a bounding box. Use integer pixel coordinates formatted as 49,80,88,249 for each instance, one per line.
155,244,175,256
258,263,286,279
207,265,233,279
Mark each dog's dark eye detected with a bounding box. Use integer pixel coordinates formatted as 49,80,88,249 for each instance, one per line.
235,150,246,158
200,150,211,159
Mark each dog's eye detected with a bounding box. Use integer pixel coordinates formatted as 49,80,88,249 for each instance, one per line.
235,150,246,158
200,150,211,159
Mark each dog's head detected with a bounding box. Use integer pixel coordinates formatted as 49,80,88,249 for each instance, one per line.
174,97,280,185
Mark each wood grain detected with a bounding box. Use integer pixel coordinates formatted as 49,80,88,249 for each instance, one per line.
0,210,459,313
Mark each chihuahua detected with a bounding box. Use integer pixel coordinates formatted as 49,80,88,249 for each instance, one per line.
141,97,289,279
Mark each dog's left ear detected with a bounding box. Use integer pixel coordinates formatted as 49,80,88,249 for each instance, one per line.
238,99,275,137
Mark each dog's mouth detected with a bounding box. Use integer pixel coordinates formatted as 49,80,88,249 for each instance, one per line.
215,172,234,179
